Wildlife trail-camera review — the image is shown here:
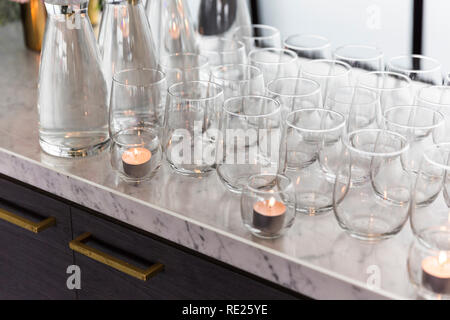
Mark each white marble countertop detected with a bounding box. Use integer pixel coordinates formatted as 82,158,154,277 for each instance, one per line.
0,22,417,299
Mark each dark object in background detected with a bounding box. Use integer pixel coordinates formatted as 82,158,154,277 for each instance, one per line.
20,0,46,51
198,0,237,35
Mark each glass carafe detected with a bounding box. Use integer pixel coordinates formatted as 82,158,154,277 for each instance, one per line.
146,0,198,56
38,0,109,158
98,0,158,95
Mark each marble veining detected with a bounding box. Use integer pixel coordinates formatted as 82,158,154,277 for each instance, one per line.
0,22,418,299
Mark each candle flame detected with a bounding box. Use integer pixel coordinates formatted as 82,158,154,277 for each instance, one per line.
438,251,448,265
268,197,276,208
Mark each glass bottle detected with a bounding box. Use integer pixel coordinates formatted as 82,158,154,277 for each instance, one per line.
146,0,198,57
38,0,109,157
98,0,158,96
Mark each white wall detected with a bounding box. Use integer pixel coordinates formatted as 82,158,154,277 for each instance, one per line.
257,0,413,61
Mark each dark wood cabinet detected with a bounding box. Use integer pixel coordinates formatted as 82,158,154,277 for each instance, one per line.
0,175,302,300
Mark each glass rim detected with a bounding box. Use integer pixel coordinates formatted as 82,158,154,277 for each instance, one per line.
383,105,445,130
388,54,442,73
246,173,292,195
199,38,246,54
417,85,450,107
334,44,384,62
211,64,263,81
283,33,331,51
285,108,346,133
423,142,450,171
248,48,297,65
112,68,166,87
222,95,281,118
167,80,224,101
266,77,321,98
326,86,378,106
301,59,351,78
344,128,410,158
110,127,159,148
159,52,209,71
357,71,412,91
233,24,280,40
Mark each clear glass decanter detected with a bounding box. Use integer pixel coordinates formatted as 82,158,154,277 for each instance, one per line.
38,0,109,158
98,0,158,95
146,0,198,56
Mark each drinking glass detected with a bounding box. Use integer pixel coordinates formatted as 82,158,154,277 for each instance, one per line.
325,86,380,132
146,0,198,56
387,54,443,91
301,59,352,102
416,86,450,141
163,81,224,177
280,109,345,215
232,24,281,54
38,0,109,158
383,105,445,174
211,64,265,100
284,34,332,61
357,71,413,114
216,96,281,193
110,127,162,182
198,38,246,66
109,68,166,137
408,226,450,300
266,77,322,120
333,44,383,84
248,48,299,85
98,0,158,96
410,143,450,239
241,173,296,239
159,53,209,87
333,129,411,241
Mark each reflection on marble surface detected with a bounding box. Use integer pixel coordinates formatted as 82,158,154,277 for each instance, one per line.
0,22,417,299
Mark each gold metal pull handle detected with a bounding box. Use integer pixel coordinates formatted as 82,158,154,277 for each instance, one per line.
69,232,164,281
0,207,56,233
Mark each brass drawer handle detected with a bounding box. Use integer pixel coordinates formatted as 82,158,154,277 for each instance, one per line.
69,232,164,281
0,207,56,233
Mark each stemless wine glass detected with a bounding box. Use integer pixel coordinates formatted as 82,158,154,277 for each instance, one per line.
325,86,380,133
301,59,352,102
383,105,445,174
281,109,346,215
284,34,332,61
211,64,265,99
159,53,209,87
163,81,224,177
333,129,411,241
387,54,443,91
248,48,299,85
216,96,281,193
198,38,246,66
109,68,166,137
416,86,450,141
358,71,413,114
241,173,296,239
333,45,383,84
266,77,323,120
232,24,281,54
408,226,450,300
410,143,450,240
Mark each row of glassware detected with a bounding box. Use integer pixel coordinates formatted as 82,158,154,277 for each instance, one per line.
35,1,450,299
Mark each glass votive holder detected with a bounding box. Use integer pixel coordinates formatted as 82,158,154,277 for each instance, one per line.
111,127,162,182
241,173,296,239
408,226,450,300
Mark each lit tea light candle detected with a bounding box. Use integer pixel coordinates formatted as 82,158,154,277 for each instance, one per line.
421,251,450,295
122,147,152,178
252,197,286,234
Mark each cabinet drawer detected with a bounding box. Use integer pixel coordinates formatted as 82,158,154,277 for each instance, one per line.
0,177,72,253
71,207,299,300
